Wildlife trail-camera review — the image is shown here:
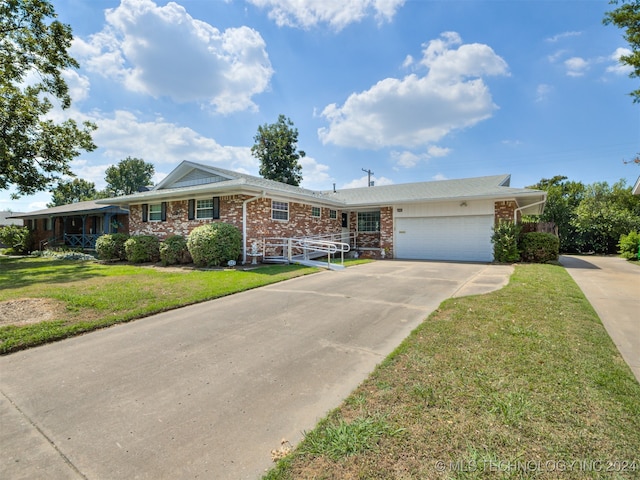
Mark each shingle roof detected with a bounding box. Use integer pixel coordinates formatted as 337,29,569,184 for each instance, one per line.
97,161,545,210
9,200,128,219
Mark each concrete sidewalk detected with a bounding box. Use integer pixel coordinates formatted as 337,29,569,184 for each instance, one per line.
560,255,640,383
1,261,512,480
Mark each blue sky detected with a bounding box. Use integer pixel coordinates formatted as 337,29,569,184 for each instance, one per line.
4,0,639,212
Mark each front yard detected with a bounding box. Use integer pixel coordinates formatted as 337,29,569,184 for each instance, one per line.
265,264,640,479
0,257,319,354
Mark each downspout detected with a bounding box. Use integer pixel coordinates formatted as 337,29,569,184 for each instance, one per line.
513,198,546,223
242,192,265,264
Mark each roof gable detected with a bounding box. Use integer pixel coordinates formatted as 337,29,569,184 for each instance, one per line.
155,161,236,190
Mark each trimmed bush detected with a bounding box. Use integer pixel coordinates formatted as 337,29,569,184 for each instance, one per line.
491,221,521,263
618,231,640,260
95,233,130,261
159,235,192,266
519,232,559,263
187,223,242,267
0,225,32,254
124,235,160,263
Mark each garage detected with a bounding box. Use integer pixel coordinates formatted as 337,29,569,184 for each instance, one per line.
394,215,494,262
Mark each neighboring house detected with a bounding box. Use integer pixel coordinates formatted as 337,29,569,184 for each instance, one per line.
9,200,129,250
633,176,640,195
98,161,546,263
1,211,24,227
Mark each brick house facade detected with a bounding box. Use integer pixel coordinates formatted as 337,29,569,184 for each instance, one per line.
98,162,546,263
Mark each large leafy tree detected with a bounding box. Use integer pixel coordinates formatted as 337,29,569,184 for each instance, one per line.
47,178,101,207
104,157,155,196
528,176,586,252
0,0,97,197
572,180,640,253
251,114,305,186
604,0,640,103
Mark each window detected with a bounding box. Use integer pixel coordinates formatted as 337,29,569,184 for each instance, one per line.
197,199,213,219
329,210,337,219
357,211,380,232
43,218,51,231
149,203,162,222
272,201,289,221
311,206,321,218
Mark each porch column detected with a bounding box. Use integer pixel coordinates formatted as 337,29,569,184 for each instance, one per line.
104,213,112,234
81,215,87,250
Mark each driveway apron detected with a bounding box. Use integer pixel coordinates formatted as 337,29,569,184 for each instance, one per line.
560,255,640,383
1,261,511,480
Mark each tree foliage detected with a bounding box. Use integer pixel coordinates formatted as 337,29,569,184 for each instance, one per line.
528,176,586,252
0,0,97,197
47,178,100,207
104,157,155,196
604,0,640,103
251,114,305,186
530,176,640,254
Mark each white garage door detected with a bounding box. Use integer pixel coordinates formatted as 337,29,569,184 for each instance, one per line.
395,215,493,262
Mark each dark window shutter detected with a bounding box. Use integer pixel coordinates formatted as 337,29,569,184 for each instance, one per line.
142,204,148,222
188,199,195,220
213,197,220,219
161,202,167,222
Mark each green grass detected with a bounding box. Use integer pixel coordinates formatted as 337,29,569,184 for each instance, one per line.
0,256,320,353
264,264,640,479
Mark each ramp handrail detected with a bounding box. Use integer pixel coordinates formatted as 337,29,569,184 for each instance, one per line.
262,232,352,269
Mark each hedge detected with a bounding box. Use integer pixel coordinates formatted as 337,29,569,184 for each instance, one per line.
187,223,242,267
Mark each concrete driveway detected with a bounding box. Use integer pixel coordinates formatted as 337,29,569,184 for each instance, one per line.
0,260,512,480
560,255,640,383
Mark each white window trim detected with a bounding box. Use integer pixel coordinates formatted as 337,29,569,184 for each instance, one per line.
149,203,162,222
357,211,380,233
196,199,213,220
311,206,321,218
329,209,337,219
272,201,289,221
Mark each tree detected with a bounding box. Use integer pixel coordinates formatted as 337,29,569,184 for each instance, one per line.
251,114,305,186
604,0,640,103
572,180,640,253
528,176,586,253
47,178,99,207
104,157,155,196
0,0,97,197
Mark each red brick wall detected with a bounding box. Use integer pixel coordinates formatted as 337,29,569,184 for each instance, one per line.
494,201,518,223
129,196,343,255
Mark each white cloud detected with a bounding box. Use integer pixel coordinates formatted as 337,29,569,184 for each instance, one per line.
564,56,589,77
606,47,634,75
318,32,508,150
62,70,91,103
74,0,273,113
546,31,581,43
299,156,333,190
432,173,447,181
247,0,405,31
87,110,255,170
535,83,553,102
391,145,450,168
342,175,394,189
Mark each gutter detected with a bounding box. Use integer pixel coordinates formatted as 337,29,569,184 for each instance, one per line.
242,192,265,264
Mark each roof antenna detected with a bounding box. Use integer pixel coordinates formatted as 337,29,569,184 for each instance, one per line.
362,168,374,187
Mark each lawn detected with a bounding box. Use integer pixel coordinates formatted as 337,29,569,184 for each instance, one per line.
264,264,640,479
0,256,321,354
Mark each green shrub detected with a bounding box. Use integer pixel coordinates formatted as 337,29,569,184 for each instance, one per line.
187,223,242,267
95,233,130,261
491,221,521,263
124,235,160,263
618,231,640,260
519,232,559,263
0,225,33,254
159,235,192,266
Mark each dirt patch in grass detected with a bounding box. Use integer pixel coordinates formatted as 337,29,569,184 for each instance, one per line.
0,298,66,326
